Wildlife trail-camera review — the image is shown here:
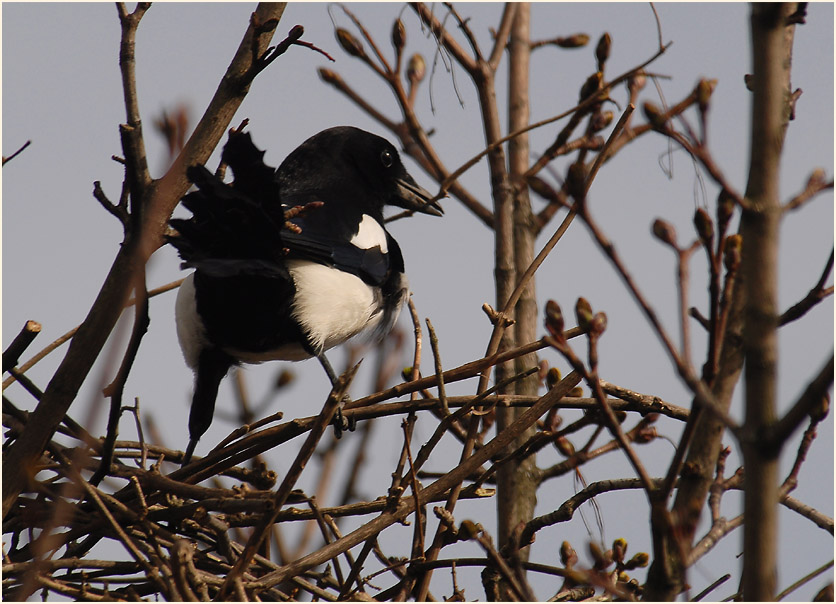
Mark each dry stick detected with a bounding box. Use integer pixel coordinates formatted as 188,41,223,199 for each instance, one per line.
2,139,32,166
2,321,42,373
246,371,582,591
776,559,835,601
58,451,169,597
91,267,150,486
768,354,834,449
691,573,732,602
780,248,834,325
222,363,359,594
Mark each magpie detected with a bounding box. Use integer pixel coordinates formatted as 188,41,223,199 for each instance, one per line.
169,126,442,464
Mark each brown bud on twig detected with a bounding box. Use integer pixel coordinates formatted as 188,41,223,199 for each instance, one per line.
591,110,615,133
557,33,590,48
723,234,742,272
579,72,603,103
697,78,716,115
651,218,678,248
575,297,593,331
590,311,607,337
642,101,668,130
612,538,627,564
716,189,735,234
629,70,647,93
807,167,827,189
392,18,406,52
744,73,754,91
317,67,341,85
595,32,611,71
588,541,611,570
693,207,714,246
546,366,562,390
555,436,575,457
336,28,365,59
407,53,426,84
566,161,588,201
623,552,649,570
545,299,565,338
458,519,481,540
810,393,830,423
560,540,578,567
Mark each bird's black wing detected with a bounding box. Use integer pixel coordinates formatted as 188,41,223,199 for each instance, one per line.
168,131,288,276
281,226,390,286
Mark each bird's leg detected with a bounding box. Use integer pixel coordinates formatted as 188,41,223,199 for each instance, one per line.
316,352,355,437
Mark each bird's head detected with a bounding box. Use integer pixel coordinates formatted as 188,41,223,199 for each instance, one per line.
278,126,443,219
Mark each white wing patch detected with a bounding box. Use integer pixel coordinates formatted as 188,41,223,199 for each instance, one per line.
350,214,388,252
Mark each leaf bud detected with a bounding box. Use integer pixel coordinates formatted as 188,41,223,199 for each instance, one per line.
588,541,611,569
275,369,295,388
575,297,593,331
624,551,649,569
595,32,611,70
591,110,614,132
402,366,415,381
723,234,742,271
557,33,590,48
546,366,562,389
612,538,628,563
716,189,736,231
744,73,754,91
810,393,830,423
407,53,426,83
643,101,667,130
566,161,588,200
317,67,341,85
807,167,827,188
392,18,406,52
555,436,575,458
545,299,565,338
651,218,678,248
579,71,603,103
560,540,578,567
693,207,714,246
590,311,608,337
569,386,584,397
336,28,365,59
458,519,481,540
629,70,647,93
696,78,716,114
635,425,657,443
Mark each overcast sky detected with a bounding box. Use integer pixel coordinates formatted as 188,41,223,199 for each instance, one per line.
3,3,833,600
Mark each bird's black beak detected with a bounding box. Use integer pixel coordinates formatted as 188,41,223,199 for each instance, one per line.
393,175,444,217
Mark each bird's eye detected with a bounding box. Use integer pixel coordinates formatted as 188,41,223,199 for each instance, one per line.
380,149,394,168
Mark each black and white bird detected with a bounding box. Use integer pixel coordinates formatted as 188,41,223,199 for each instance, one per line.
168,126,442,464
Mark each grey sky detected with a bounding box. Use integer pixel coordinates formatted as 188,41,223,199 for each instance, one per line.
3,3,833,600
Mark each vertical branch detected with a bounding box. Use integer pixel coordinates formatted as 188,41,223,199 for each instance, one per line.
496,1,537,561
740,4,796,600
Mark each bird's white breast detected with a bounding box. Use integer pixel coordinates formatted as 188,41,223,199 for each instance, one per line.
286,259,383,354
174,273,207,369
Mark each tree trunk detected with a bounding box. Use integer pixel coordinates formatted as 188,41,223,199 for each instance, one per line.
495,2,539,561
